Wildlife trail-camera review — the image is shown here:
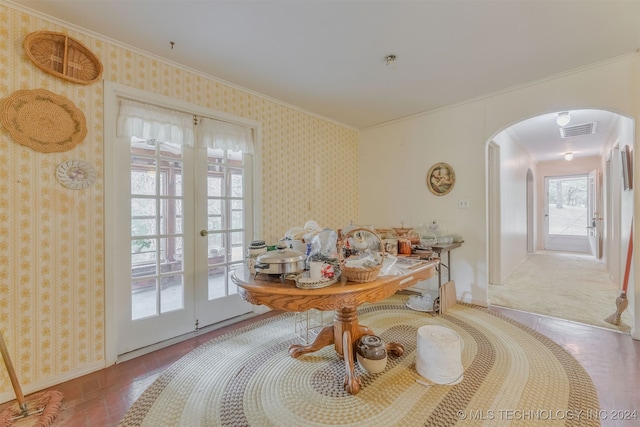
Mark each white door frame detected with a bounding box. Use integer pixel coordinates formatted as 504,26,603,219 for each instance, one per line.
526,169,534,253
488,142,501,285
104,81,261,365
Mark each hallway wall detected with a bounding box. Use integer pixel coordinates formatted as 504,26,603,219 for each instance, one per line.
359,54,639,339
492,130,535,283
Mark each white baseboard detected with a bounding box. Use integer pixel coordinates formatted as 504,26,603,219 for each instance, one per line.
116,311,262,363
252,304,272,314
0,361,105,405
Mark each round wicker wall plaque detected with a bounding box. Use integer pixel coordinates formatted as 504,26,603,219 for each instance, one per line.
0,89,87,153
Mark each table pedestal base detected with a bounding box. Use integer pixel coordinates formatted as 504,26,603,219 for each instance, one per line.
289,306,404,395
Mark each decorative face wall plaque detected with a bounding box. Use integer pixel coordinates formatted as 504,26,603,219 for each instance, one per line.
426,162,455,196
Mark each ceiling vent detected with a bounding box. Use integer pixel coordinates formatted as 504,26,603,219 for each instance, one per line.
560,122,597,138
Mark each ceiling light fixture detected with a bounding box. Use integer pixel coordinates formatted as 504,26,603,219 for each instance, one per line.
556,111,571,127
385,54,397,66
564,152,574,161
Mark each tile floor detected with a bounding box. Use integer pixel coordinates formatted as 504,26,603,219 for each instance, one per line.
1,307,638,426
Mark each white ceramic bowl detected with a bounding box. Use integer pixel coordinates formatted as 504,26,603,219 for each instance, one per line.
356,353,387,374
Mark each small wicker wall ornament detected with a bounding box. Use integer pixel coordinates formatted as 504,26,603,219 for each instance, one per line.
56,160,96,189
24,31,103,85
0,89,87,153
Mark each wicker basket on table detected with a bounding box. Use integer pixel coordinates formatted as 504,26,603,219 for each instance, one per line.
339,228,385,283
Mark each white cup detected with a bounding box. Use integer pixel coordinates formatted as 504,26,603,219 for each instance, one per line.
309,261,324,279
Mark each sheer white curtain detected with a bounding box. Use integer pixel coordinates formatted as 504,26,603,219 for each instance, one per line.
116,99,254,153
116,99,195,146
197,117,254,154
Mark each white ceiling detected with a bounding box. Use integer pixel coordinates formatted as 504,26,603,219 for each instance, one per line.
7,0,640,161
506,109,621,162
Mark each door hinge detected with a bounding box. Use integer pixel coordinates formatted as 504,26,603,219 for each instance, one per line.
195,319,199,330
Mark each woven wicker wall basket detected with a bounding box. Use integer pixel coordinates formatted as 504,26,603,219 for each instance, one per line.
0,89,87,153
24,31,103,85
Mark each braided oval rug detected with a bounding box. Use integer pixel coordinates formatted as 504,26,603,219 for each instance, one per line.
118,294,600,427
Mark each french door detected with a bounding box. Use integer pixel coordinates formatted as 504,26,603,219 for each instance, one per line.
544,174,590,253
113,104,253,356
194,146,254,328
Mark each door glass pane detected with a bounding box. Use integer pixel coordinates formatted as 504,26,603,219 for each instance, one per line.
208,199,224,230
208,233,225,264
160,274,184,313
231,200,243,229
160,237,182,269
208,147,225,161
132,278,157,320
131,157,156,195
131,198,156,236
131,137,156,155
160,199,182,235
159,140,181,159
230,168,243,197
228,265,242,296
548,176,588,236
230,231,244,263
208,174,223,197
174,170,183,197
208,265,227,300
162,236,183,264
227,150,243,164
132,238,156,269
159,160,182,196
174,200,184,234
208,240,225,265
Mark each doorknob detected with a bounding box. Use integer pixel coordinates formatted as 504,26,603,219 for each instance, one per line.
200,229,211,237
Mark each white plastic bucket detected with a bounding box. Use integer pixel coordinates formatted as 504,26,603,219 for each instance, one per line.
416,325,464,385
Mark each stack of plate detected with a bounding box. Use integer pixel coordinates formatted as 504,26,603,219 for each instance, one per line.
406,294,435,312
295,272,340,289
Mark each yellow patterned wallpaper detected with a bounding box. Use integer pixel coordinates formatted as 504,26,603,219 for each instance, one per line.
0,3,359,398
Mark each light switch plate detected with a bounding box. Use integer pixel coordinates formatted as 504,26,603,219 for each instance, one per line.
458,199,470,209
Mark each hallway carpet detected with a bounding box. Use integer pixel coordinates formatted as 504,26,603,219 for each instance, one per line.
489,251,632,333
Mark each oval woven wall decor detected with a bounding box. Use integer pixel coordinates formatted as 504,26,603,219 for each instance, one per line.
24,31,103,85
0,89,87,153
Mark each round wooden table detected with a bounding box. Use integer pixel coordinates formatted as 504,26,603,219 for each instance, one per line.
231,260,437,394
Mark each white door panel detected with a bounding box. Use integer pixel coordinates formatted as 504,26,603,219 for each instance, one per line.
194,146,252,327
115,136,195,354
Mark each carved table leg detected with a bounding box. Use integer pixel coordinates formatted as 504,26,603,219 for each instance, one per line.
288,306,403,395
333,307,360,357
289,325,335,358
385,342,405,357
342,329,361,394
